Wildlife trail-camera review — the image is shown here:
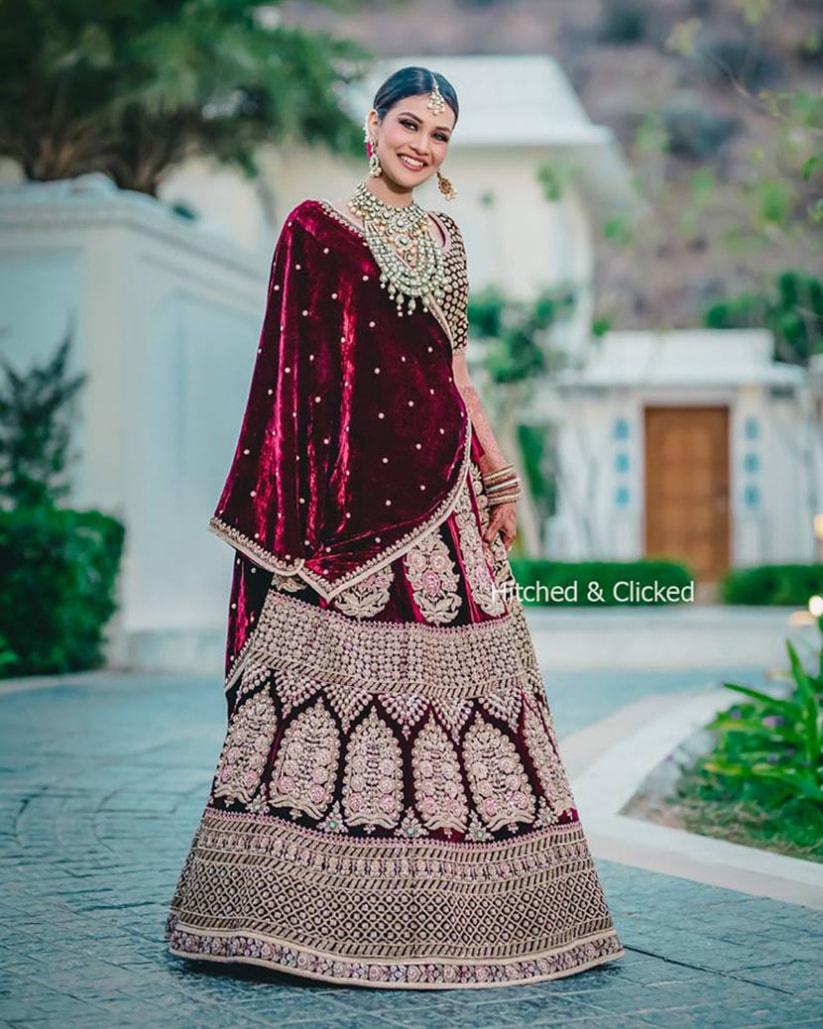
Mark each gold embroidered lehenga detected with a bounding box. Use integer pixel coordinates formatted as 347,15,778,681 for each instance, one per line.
164,198,624,988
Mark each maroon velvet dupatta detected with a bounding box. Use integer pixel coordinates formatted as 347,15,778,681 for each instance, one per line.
209,199,472,601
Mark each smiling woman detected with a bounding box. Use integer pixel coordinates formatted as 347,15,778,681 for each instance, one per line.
164,65,624,990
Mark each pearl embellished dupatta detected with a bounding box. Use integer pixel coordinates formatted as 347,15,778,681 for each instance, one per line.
209,199,472,601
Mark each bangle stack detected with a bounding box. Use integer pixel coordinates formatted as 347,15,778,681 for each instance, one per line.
481,464,522,507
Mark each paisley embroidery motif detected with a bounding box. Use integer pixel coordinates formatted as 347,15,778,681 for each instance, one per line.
523,700,575,819
463,713,535,831
342,709,404,829
268,699,340,819
411,716,469,833
332,565,394,619
212,690,277,805
402,525,462,624
454,472,507,616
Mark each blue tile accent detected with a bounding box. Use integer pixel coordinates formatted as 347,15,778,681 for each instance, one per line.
744,416,759,440
613,417,629,440
615,485,630,506
744,484,760,508
743,452,759,473
615,452,629,473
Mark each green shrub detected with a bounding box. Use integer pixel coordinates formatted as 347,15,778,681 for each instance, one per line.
722,564,823,605
599,1,648,44
699,621,823,811
507,559,693,606
0,503,125,677
660,103,740,159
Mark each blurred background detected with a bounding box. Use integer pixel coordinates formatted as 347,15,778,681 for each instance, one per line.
0,0,821,674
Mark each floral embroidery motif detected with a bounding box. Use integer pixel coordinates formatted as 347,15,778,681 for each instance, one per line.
411,716,469,834
402,525,462,624
523,701,575,819
395,808,427,838
342,709,404,829
454,473,507,616
463,713,535,831
332,565,394,619
268,699,340,819
212,690,277,805
318,800,348,835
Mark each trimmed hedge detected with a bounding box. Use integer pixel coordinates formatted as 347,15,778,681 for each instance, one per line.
506,559,693,606
721,564,823,606
0,504,125,677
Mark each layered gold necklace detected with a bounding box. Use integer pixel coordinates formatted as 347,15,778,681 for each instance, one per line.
347,181,447,317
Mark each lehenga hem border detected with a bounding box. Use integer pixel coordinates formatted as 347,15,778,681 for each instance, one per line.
166,915,624,991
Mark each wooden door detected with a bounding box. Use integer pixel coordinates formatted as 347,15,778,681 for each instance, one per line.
644,406,730,581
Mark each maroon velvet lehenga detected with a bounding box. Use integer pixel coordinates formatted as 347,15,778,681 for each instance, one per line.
165,197,624,988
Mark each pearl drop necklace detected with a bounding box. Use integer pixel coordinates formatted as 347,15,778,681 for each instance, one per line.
347,181,447,317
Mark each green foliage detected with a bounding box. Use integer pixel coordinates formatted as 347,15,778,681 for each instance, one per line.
598,1,649,44
506,559,693,606
467,286,576,386
0,504,125,677
0,0,370,193
721,564,823,605
516,423,557,524
697,35,784,90
0,325,88,509
698,621,823,810
660,102,740,160
0,328,126,677
703,270,823,365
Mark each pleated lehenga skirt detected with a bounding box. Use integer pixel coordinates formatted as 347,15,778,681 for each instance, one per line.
164,433,624,988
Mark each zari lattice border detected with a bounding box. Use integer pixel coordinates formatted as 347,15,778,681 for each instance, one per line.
165,808,624,988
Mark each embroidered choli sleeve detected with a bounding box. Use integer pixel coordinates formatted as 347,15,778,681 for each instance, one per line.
436,212,469,354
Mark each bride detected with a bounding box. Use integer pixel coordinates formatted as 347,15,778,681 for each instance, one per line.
165,64,624,989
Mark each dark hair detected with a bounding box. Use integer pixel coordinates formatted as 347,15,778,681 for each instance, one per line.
372,66,459,127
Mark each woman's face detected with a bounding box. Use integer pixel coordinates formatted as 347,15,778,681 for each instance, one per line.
368,93,455,189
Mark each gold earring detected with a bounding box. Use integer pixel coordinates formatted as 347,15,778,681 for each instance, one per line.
363,117,382,177
437,169,457,201
368,139,382,177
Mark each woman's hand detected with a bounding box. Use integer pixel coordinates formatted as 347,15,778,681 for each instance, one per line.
483,501,518,551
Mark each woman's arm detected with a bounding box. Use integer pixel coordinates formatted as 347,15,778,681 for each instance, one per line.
452,349,519,549
452,350,509,474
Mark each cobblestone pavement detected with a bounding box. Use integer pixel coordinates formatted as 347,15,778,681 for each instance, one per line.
1,668,821,1028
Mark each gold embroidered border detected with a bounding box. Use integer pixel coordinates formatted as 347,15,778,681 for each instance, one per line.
166,807,622,972
209,417,472,603
166,916,623,990
229,586,543,701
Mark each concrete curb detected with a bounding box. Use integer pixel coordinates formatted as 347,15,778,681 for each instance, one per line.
566,687,823,909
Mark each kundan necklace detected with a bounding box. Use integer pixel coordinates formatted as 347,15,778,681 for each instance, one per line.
347,180,447,317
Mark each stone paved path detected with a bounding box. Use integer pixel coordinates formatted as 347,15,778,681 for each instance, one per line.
1,670,821,1028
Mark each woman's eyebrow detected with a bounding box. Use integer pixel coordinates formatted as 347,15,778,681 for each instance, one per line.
397,110,452,132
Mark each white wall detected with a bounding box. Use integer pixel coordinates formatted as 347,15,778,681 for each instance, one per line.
0,176,268,656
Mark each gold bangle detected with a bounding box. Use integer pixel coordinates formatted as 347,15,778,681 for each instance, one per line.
486,478,520,493
481,465,515,484
488,491,521,506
